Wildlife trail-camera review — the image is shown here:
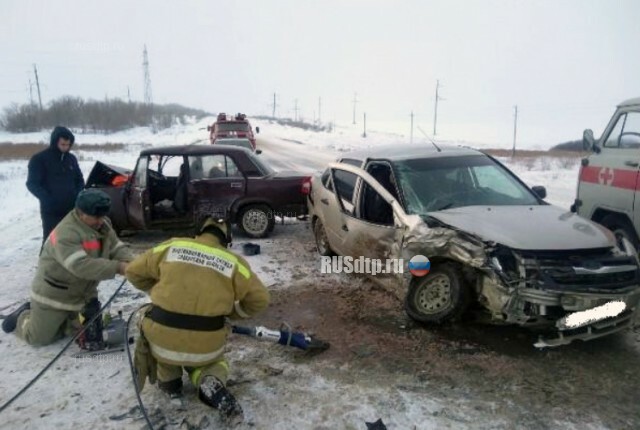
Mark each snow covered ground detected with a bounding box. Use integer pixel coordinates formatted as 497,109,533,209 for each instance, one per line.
1,119,633,430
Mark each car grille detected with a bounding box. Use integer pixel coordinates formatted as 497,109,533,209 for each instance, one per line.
519,249,640,292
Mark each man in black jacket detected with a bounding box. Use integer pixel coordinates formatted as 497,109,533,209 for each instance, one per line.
26,126,85,244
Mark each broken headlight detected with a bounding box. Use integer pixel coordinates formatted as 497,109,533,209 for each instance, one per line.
617,237,640,263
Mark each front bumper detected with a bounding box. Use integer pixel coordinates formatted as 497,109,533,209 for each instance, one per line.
534,309,636,348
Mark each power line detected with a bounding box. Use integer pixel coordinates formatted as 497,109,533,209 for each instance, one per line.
512,105,518,157
352,92,358,125
33,64,42,110
142,45,152,105
410,111,414,144
433,79,444,136
272,92,278,118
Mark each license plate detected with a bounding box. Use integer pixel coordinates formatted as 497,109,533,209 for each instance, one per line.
557,301,626,330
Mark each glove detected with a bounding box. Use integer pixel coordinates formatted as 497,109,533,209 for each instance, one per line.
133,333,157,391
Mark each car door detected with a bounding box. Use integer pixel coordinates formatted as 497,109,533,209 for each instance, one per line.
344,162,404,262
126,155,151,229
188,154,246,219
579,110,640,221
328,165,405,259
323,168,360,255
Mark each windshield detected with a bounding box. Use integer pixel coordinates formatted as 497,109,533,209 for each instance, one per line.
217,122,250,132
248,153,275,176
216,139,252,150
394,155,540,214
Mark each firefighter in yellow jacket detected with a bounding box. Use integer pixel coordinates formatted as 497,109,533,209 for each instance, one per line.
126,217,269,424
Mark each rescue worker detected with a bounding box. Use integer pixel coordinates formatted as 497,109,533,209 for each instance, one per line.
1,189,132,346
126,217,269,425
26,126,85,246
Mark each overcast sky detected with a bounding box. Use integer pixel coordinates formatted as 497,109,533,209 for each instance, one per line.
1,0,639,148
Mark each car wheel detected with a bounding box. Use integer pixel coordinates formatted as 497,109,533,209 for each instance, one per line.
238,204,275,238
313,219,334,256
404,263,471,323
600,215,640,250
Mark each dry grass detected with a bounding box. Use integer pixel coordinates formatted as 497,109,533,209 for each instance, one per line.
0,142,127,160
484,148,588,159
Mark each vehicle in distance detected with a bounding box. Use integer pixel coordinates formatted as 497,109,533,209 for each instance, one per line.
214,137,262,154
208,113,259,150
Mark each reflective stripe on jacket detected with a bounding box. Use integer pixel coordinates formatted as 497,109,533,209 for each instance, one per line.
31,210,133,310
126,233,270,367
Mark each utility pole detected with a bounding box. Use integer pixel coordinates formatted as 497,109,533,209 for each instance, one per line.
28,78,34,106
410,111,414,144
293,99,299,122
362,112,367,138
433,80,442,136
318,97,322,124
127,86,131,103
33,64,43,110
352,92,358,125
272,93,277,118
512,105,518,157
142,45,153,105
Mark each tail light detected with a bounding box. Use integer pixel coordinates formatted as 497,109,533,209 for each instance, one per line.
301,177,312,195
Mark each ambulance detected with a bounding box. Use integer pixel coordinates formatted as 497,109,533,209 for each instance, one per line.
574,97,640,249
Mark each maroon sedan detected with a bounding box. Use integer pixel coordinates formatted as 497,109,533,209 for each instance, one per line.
86,145,310,238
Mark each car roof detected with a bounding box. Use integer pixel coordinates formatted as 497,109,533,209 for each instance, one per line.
619,97,640,108
139,144,252,156
340,143,483,163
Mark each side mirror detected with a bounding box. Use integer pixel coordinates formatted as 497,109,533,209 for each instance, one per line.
255,126,260,134
532,185,547,200
583,129,596,151
255,149,263,155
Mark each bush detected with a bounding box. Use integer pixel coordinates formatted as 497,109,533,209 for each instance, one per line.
0,96,211,133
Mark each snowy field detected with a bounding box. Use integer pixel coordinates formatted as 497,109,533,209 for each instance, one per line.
1,118,632,430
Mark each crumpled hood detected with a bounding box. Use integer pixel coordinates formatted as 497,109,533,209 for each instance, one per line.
427,205,615,251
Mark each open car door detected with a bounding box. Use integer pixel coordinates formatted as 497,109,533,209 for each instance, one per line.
85,161,132,231
126,155,152,230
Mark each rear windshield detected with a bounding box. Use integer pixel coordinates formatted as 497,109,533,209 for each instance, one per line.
247,153,275,176
217,122,250,132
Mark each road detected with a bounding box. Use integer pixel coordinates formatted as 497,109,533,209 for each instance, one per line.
0,132,638,429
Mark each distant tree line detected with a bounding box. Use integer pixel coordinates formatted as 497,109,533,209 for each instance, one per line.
0,96,211,133
551,140,584,151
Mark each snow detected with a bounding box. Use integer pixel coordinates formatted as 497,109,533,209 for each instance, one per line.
0,119,596,429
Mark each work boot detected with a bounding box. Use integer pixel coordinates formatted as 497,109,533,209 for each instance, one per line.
198,376,244,425
2,302,30,334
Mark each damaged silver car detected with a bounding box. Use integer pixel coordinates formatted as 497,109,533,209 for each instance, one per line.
307,144,640,347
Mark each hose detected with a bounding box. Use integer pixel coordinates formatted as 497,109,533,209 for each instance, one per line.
124,304,155,429
0,278,128,415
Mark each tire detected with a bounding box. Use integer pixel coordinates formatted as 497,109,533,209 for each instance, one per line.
404,263,471,324
238,204,275,238
313,219,334,256
600,215,640,250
